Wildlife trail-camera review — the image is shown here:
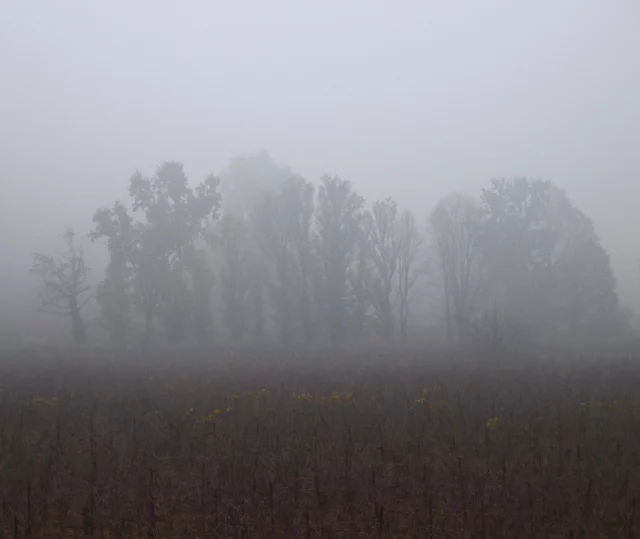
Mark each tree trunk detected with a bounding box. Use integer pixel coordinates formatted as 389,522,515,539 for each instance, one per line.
144,309,153,346
399,304,408,339
444,294,452,344
300,292,314,344
380,298,394,341
70,303,87,345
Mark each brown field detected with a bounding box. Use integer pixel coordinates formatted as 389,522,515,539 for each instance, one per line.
1,346,639,538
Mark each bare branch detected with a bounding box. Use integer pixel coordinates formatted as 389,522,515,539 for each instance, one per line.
30,229,91,343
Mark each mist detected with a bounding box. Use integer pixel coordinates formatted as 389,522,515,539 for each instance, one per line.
1,1,639,345
3,5,640,534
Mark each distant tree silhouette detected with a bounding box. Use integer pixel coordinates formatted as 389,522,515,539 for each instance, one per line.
251,188,295,344
31,229,91,345
396,209,425,338
89,201,135,345
369,197,400,339
84,153,630,348
348,211,374,339
281,177,317,344
481,177,628,343
315,175,365,343
430,193,485,343
215,215,253,342
92,162,221,345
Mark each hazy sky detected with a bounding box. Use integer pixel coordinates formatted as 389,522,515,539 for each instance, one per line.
1,1,639,310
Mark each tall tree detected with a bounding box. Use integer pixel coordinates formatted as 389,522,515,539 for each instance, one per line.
128,162,221,343
480,177,552,327
156,257,192,343
247,259,266,342
249,176,318,343
215,215,252,342
89,201,135,345
251,189,294,344
370,197,400,339
219,150,293,220
481,177,627,343
184,245,215,344
396,209,424,339
129,224,164,345
315,175,365,343
31,229,91,345
430,193,485,343
348,212,374,340
281,177,317,343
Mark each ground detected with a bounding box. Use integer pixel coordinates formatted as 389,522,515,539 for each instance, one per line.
0,346,638,538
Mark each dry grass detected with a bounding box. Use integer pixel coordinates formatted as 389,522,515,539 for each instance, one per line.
0,347,639,538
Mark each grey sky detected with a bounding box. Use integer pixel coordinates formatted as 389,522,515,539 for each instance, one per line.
1,1,639,316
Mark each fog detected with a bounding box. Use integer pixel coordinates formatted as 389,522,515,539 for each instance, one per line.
1,1,639,345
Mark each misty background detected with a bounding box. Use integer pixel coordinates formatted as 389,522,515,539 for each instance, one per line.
1,1,639,345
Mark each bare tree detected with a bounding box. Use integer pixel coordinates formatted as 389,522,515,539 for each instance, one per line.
395,209,424,339
250,176,318,344
348,212,374,339
315,175,365,343
251,189,295,344
216,215,252,342
281,177,317,343
31,229,92,344
370,197,400,339
247,258,266,342
430,193,485,343
183,244,215,344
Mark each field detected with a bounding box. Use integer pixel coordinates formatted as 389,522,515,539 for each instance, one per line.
1,346,639,538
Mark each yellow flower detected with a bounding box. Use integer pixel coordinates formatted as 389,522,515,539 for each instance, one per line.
292,391,352,405
486,417,506,430
414,396,444,411
323,392,353,405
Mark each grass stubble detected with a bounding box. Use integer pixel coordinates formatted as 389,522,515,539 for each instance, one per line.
0,347,638,538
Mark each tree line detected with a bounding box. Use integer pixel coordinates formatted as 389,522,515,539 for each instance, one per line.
31,152,630,348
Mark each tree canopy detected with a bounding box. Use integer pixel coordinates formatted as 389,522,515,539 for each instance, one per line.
31,154,628,350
